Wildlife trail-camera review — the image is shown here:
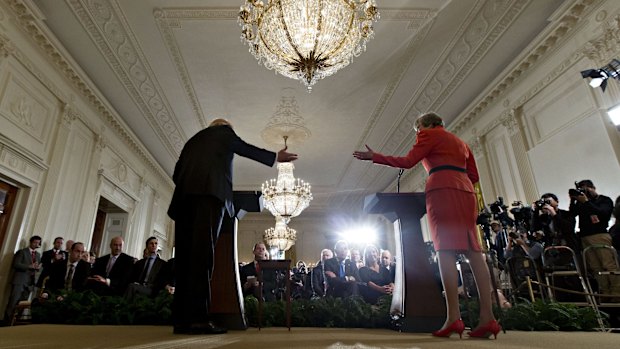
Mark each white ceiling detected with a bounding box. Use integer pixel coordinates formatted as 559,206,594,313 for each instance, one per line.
31,0,566,218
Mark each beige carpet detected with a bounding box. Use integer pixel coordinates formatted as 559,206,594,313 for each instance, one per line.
0,325,617,349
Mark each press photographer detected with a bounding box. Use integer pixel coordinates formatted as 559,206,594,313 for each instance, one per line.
530,193,578,252
568,179,619,300
504,228,544,263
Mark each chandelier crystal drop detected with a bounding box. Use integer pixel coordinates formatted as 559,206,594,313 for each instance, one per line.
264,216,297,251
262,161,312,223
238,0,380,91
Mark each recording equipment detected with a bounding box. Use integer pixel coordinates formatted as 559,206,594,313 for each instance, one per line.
534,198,551,210
568,181,585,197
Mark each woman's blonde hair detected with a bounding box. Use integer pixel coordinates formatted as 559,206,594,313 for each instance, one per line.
414,112,444,131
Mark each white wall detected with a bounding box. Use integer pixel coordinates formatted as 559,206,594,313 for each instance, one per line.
0,1,174,313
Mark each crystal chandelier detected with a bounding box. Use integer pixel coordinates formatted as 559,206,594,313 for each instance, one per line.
264,216,297,251
261,137,312,222
238,0,380,90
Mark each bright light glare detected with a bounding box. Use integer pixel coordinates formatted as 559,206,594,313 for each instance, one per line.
608,105,620,126
590,77,604,88
339,226,378,245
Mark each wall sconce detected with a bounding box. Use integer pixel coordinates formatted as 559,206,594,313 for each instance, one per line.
581,59,620,92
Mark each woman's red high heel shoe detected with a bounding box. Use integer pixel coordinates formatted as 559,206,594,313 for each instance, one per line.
467,320,501,339
431,319,465,338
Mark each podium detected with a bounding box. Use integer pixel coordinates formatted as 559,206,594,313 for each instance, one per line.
364,192,446,332
210,191,262,330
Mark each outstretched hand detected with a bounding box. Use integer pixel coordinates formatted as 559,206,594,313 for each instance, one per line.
277,146,298,162
353,145,375,161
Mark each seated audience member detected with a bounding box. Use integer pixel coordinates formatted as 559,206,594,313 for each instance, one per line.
156,257,175,295
41,242,90,297
310,249,333,298
64,240,74,255
86,236,134,296
239,242,276,300
504,228,544,262
381,249,396,283
359,245,394,304
350,249,364,269
530,193,578,252
124,237,167,300
323,240,360,298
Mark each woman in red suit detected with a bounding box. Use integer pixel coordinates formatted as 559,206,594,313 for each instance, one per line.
353,112,500,339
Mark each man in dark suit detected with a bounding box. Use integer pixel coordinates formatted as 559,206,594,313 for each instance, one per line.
323,240,360,298
41,237,68,269
41,241,90,295
86,236,134,296
168,118,297,335
124,236,167,300
5,235,41,321
239,242,280,300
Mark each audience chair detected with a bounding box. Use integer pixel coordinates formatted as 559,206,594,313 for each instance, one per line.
10,277,47,326
505,255,545,302
542,246,596,305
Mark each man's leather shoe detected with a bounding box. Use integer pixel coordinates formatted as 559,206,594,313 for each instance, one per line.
173,322,227,335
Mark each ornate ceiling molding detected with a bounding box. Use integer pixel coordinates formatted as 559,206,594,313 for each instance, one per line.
153,6,437,158
261,89,311,147
451,0,601,135
583,13,620,66
66,0,186,156
3,0,172,187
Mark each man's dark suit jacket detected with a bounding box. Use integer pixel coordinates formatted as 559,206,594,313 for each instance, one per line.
239,262,258,297
12,247,41,286
323,257,360,297
44,260,90,293
167,124,276,220
41,249,68,269
128,256,166,294
239,261,278,299
89,253,134,295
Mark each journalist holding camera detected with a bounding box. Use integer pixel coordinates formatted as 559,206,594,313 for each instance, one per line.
568,179,620,300
530,193,578,252
504,228,544,263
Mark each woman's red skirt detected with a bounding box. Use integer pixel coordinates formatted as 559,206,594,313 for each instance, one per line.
426,188,481,252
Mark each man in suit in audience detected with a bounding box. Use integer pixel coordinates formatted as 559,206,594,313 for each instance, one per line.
323,240,360,298
311,248,333,298
240,242,268,298
167,118,297,334
87,236,134,296
42,241,90,296
381,249,396,283
4,235,41,321
125,236,166,300
41,237,67,269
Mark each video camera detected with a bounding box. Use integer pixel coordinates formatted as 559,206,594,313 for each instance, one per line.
489,196,508,214
509,201,532,232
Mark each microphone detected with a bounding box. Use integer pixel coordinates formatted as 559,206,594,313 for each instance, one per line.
397,168,405,193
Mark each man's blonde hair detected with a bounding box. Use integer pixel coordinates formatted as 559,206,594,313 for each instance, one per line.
209,118,231,128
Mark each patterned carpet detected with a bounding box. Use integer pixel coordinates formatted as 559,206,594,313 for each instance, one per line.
0,325,618,349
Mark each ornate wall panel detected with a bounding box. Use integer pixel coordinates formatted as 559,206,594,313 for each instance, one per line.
46,120,95,237
0,58,59,160
522,73,596,145
485,127,525,204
